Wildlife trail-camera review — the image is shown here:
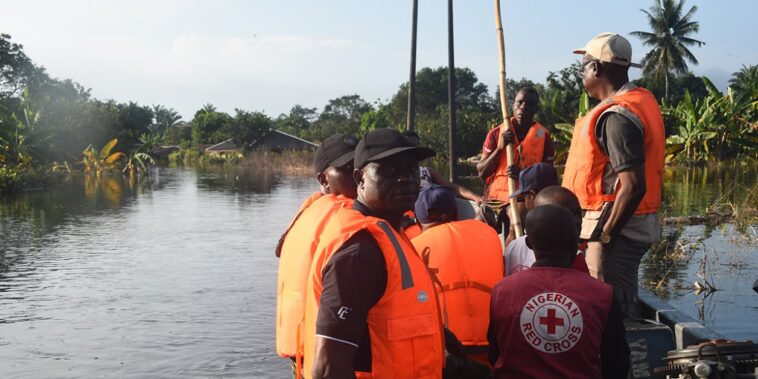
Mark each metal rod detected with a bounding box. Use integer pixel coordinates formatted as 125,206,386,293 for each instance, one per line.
406,0,418,131
447,0,457,182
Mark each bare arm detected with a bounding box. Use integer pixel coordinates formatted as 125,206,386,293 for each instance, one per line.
602,165,646,237
476,148,502,180
429,168,482,203
312,337,358,379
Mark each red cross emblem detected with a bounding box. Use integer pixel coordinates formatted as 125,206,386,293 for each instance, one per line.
539,308,565,335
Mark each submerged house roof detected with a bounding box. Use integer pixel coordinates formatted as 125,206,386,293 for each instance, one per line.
205,139,238,153
251,129,317,151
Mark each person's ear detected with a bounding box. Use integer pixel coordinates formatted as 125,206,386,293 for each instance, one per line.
317,172,329,192
353,168,364,189
590,61,601,78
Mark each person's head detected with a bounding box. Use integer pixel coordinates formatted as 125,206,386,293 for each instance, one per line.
573,33,640,99
313,133,359,198
508,163,558,206
353,128,435,215
534,185,582,233
513,87,540,127
525,205,579,262
415,185,458,230
401,130,421,147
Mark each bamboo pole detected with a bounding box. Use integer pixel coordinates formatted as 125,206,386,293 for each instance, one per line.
494,0,523,238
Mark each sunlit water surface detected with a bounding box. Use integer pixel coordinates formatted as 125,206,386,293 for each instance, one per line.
0,163,755,378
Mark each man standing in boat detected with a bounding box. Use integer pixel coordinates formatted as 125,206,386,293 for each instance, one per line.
477,87,555,239
275,133,358,376
303,128,444,379
562,33,664,317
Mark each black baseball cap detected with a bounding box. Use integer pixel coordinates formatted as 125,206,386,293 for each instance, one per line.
509,162,558,199
313,133,358,173
415,185,457,224
354,128,435,169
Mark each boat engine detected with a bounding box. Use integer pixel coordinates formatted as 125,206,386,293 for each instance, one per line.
658,339,758,378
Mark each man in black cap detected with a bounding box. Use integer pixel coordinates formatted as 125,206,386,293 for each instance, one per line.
304,128,445,379
275,133,358,374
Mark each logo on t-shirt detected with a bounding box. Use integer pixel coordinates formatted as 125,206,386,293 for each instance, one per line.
337,306,352,320
520,292,583,354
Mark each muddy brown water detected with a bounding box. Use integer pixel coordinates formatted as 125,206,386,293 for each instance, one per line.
0,163,755,377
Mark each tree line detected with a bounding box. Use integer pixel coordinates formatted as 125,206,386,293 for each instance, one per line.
0,0,756,191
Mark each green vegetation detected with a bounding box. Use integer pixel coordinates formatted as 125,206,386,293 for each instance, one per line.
1,0,756,189
631,0,705,100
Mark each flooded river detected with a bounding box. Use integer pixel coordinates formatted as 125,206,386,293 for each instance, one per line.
0,163,755,378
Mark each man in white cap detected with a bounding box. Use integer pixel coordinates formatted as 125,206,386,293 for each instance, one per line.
562,33,665,317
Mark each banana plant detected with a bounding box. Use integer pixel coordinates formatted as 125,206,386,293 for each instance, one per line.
0,88,53,165
123,142,155,177
662,90,718,162
82,138,125,176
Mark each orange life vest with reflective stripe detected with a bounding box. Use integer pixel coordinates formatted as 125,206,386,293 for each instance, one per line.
411,219,503,349
303,207,445,379
487,120,549,201
562,87,664,214
275,192,352,358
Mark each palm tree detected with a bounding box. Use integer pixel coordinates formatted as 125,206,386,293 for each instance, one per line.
631,0,705,100
728,64,758,103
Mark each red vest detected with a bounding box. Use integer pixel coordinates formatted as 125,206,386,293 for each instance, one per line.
487,120,549,201
562,87,664,214
489,267,612,379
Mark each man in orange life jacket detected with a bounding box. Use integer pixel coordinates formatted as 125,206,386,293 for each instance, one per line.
304,128,444,379
477,87,555,239
410,185,502,369
275,133,358,375
488,205,629,378
563,33,664,317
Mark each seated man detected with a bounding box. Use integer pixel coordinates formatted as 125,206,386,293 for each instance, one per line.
275,133,358,375
411,185,503,367
488,205,629,379
504,183,588,275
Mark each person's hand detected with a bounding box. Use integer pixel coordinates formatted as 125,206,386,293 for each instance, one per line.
505,165,519,179
474,196,483,205
498,127,514,147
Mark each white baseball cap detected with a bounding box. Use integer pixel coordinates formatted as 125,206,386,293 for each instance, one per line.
573,32,642,68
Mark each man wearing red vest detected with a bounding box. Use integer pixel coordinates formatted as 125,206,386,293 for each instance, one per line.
563,33,665,317
477,87,555,238
304,128,444,379
275,133,358,376
488,205,629,378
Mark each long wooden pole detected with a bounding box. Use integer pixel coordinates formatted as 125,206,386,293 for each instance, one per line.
447,0,457,182
406,0,418,131
494,0,523,238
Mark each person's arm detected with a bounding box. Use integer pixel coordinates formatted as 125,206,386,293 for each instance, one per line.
429,168,482,203
312,232,387,379
603,167,645,237
596,112,647,238
477,128,504,179
600,296,630,378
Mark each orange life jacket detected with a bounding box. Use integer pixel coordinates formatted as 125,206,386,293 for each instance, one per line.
562,87,664,214
303,207,445,379
411,219,503,350
487,119,549,201
275,192,352,359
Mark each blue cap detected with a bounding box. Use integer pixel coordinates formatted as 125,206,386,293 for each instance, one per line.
509,163,558,199
415,185,457,224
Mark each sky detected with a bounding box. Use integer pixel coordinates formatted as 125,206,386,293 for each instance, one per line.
3,0,757,120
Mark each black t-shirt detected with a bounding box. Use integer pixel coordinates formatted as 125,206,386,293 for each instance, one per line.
315,201,388,372
595,112,645,172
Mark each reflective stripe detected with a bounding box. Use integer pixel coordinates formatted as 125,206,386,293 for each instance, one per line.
376,221,414,289
601,105,644,135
